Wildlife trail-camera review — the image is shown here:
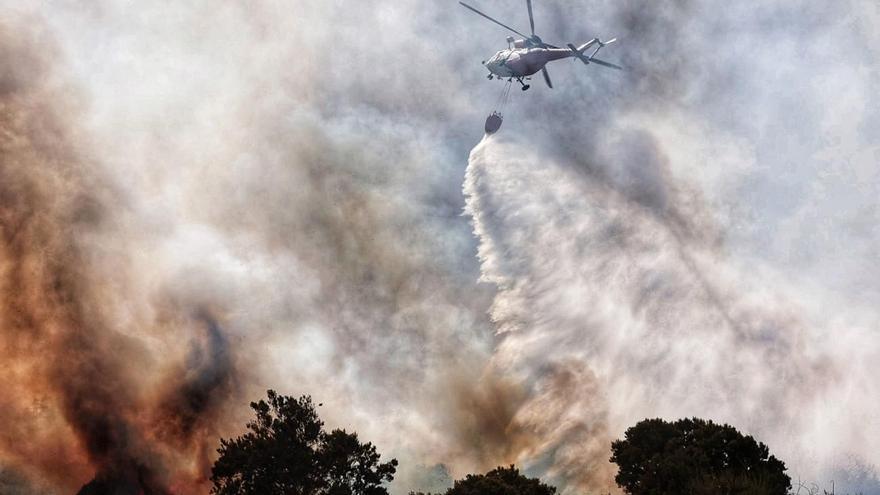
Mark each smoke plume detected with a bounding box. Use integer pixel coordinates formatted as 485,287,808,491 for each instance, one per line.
463,134,865,492
0,19,237,494
0,0,878,494
457,0,880,490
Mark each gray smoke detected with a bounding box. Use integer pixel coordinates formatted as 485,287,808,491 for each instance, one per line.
460,1,880,492
0,0,878,494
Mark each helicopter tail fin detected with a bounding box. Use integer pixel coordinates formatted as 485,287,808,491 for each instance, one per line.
568,39,622,69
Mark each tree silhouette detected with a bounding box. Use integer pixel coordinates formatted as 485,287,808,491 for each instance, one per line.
410,465,556,495
211,390,397,495
610,417,791,495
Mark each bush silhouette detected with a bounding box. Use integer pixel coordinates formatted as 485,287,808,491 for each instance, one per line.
610,417,790,495
410,465,556,495
211,390,397,495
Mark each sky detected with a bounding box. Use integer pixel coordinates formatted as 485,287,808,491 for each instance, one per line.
0,1,878,494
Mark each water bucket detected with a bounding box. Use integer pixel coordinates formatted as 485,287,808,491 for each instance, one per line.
484,112,503,134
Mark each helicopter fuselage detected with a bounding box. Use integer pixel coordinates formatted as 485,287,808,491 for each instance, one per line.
483,47,573,78
461,1,620,89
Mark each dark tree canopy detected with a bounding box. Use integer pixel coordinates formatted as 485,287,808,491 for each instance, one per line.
211,390,397,495
410,465,556,495
610,417,791,495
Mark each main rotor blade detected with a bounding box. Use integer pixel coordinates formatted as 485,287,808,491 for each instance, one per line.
459,1,530,40
526,0,535,35
541,66,553,88
589,57,623,70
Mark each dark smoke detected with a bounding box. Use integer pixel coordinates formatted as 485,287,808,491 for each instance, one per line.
0,18,237,494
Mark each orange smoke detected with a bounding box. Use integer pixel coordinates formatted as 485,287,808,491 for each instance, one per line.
0,20,236,494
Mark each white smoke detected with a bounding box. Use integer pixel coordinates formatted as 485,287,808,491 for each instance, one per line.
464,134,880,493
1,0,878,493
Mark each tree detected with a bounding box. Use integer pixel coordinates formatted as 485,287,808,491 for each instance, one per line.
211,390,397,495
410,465,556,495
609,417,791,495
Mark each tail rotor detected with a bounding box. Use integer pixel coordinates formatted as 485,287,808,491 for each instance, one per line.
590,37,616,59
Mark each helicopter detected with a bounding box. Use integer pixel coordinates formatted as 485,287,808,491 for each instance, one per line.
460,0,622,91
